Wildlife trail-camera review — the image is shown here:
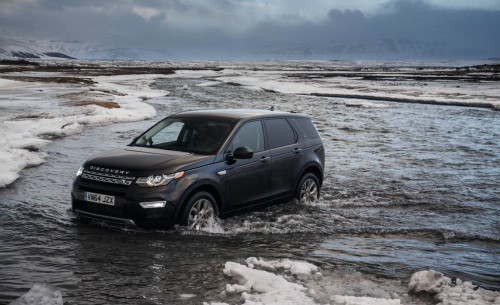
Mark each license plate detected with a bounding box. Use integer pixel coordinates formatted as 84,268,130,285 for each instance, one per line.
83,192,115,205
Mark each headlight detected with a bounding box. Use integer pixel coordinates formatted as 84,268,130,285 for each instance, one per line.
136,171,184,187
76,166,84,177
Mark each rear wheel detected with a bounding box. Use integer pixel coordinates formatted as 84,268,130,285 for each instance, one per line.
181,192,218,230
296,173,320,204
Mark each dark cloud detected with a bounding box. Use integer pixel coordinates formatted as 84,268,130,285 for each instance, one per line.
243,0,500,59
0,0,499,59
328,9,365,24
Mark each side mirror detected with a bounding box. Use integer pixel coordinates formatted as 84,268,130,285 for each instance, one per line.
233,147,254,159
226,147,254,164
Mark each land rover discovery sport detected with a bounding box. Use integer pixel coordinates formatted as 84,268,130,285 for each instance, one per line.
71,109,325,230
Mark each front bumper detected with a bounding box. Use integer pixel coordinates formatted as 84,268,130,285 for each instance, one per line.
71,177,181,228
74,209,137,226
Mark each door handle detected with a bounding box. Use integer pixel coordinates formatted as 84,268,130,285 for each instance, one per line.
260,156,271,163
293,148,302,154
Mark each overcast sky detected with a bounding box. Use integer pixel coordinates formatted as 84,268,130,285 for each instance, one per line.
1,0,499,59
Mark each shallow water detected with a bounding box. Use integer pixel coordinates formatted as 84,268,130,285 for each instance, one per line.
0,74,499,304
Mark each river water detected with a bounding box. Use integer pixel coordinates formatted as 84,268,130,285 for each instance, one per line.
0,74,499,304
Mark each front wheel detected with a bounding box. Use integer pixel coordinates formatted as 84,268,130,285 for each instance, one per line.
296,173,320,204
181,192,218,231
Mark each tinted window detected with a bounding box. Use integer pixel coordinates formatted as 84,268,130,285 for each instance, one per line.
265,118,296,149
151,121,184,144
291,118,320,139
135,118,232,154
231,120,265,152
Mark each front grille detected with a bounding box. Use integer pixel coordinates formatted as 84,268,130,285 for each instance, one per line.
82,169,135,186
79,185,125,197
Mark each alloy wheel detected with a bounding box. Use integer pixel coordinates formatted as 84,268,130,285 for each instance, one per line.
187,198,215,230
300,178,318,204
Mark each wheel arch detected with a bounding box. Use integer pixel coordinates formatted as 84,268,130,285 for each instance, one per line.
298,163,323,187
294,163,323,197
174,181,223,221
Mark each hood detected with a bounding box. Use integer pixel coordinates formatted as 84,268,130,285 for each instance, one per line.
85,147,215,176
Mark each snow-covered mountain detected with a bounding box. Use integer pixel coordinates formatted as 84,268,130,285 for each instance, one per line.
0,35,492,61
0,36,75,60
0,35,174,60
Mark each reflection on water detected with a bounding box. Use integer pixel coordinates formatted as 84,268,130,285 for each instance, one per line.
0,74,499,304
311,233,500,290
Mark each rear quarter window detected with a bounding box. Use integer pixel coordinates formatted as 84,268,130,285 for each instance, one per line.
291,118,320,139
265,118,297,149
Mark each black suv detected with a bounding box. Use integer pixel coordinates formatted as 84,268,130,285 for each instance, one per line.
72,109,325,230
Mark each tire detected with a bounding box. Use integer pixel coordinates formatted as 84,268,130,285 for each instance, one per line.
296,173,320,204
181,191,218,230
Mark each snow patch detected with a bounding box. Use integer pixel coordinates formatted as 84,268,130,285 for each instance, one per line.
206,257,403,305
206,258,500,305
342,101,391,109
185,66,500,110
409,270,500,305
330,295,401,305
198,81,223,87
245,257,320,277
409,269,452,294
8,284,62,305
222,260,317,305
0,73,168,187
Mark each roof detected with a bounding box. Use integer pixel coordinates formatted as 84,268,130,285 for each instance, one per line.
170,109,309,121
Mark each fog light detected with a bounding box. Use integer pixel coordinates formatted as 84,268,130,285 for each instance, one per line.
139,201,167,209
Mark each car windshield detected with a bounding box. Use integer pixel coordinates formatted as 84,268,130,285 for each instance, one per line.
132,118,233,155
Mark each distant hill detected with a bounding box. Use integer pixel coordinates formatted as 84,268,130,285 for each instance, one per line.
254,39,489,60
0,35,493,61
0,36,76,60
0,35,172,60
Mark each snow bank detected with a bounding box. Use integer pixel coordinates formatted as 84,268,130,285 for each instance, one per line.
0,74,168,187
205,258,500,305
409,270,500,305
8,284,62,305
221,260,317,305
205,257,405,305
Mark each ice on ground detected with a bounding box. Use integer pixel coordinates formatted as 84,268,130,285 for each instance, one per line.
0,73,168,187
222,260,317,305
9,284,62,305
10,261,500,305
409,270,452,294
206,258,500,305
167,64,500,109
342,100,391,108
197,81,223,87
330,296,401,305
409,270,500,305
245,257,320,277
206,257,405,305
